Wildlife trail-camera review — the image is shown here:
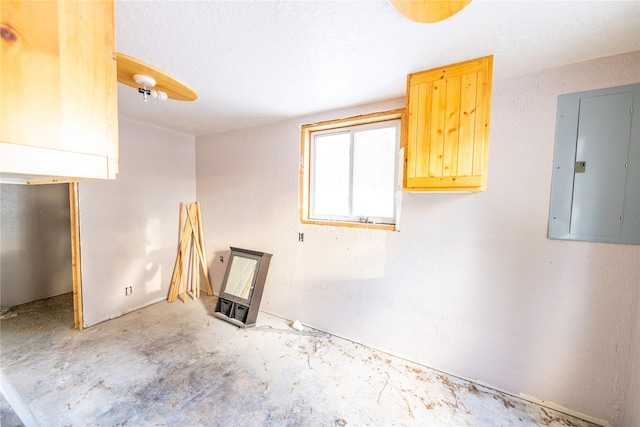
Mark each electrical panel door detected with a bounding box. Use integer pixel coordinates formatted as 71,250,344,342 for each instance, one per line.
549,83,640,244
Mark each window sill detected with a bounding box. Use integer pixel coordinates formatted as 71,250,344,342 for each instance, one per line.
300,218,396,231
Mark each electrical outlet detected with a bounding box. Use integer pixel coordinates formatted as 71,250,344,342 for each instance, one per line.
298,232,304,242
219,256,224,263
125,286,132,296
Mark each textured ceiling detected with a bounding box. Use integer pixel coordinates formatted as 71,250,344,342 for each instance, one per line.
115,0,640,137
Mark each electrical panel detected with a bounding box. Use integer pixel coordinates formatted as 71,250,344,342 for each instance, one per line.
549,83,640,244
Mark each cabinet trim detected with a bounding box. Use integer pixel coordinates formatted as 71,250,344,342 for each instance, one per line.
0,142,111,184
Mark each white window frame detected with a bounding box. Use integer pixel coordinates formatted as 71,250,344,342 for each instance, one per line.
299,109,405,231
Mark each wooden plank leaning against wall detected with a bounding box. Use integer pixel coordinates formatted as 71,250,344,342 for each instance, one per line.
68,183,83,330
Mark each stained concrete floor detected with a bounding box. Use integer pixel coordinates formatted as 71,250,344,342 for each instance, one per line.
0,293,600,427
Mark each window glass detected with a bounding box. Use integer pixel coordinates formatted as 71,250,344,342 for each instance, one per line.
353,127,396,218
312,132,350,217
300,110,403,230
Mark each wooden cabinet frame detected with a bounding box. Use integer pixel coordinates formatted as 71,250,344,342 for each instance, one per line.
0,0,118,184
403,55,493,192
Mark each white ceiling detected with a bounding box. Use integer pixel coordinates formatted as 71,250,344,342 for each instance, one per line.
114,0,640,137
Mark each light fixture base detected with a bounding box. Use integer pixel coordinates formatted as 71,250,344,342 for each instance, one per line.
133,74,156,88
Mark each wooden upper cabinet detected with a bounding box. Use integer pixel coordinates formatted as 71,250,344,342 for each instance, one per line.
0,0,118,184
403,55,493,192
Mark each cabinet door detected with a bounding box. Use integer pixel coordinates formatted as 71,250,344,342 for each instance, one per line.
0,0,118,183
404,56,492,192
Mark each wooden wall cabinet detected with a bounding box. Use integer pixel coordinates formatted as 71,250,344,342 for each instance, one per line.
0,0,118,184
403,55,493,192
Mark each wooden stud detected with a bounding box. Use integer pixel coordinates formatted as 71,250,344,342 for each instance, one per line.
168,203,187,302
69,183,83,330
168,202,213,303
195,202,213,296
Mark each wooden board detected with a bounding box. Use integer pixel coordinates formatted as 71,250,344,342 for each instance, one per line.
389,0,472,23
168,202,212,303
69,183,83,330
404,55,493,192
116,52,197,101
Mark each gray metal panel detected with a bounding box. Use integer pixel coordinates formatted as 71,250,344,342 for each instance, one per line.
549,83,640,244
569,92,633,237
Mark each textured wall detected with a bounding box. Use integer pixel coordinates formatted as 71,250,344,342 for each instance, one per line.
78,117,196,327
196,52,640,426
0,183,72,307
622,288,640,427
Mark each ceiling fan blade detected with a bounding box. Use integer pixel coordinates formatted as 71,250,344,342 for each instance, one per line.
389,0,472,23
116,52,197,101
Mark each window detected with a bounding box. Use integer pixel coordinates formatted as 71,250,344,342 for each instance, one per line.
300,110,404,230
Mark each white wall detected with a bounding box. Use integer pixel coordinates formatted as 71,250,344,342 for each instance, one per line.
0,183,72,307
196,52,640,426
78,117,196,327
622,286,639,427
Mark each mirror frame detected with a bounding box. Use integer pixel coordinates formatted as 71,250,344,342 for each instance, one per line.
219,248,263,305
215,247,272,328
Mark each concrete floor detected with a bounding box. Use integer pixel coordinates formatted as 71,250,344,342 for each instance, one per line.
0,293,600,427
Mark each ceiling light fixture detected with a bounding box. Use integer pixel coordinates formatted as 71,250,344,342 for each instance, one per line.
133,74,167,102
116,52,197,102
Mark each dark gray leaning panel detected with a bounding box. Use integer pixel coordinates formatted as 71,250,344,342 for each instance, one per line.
214,247,272,328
